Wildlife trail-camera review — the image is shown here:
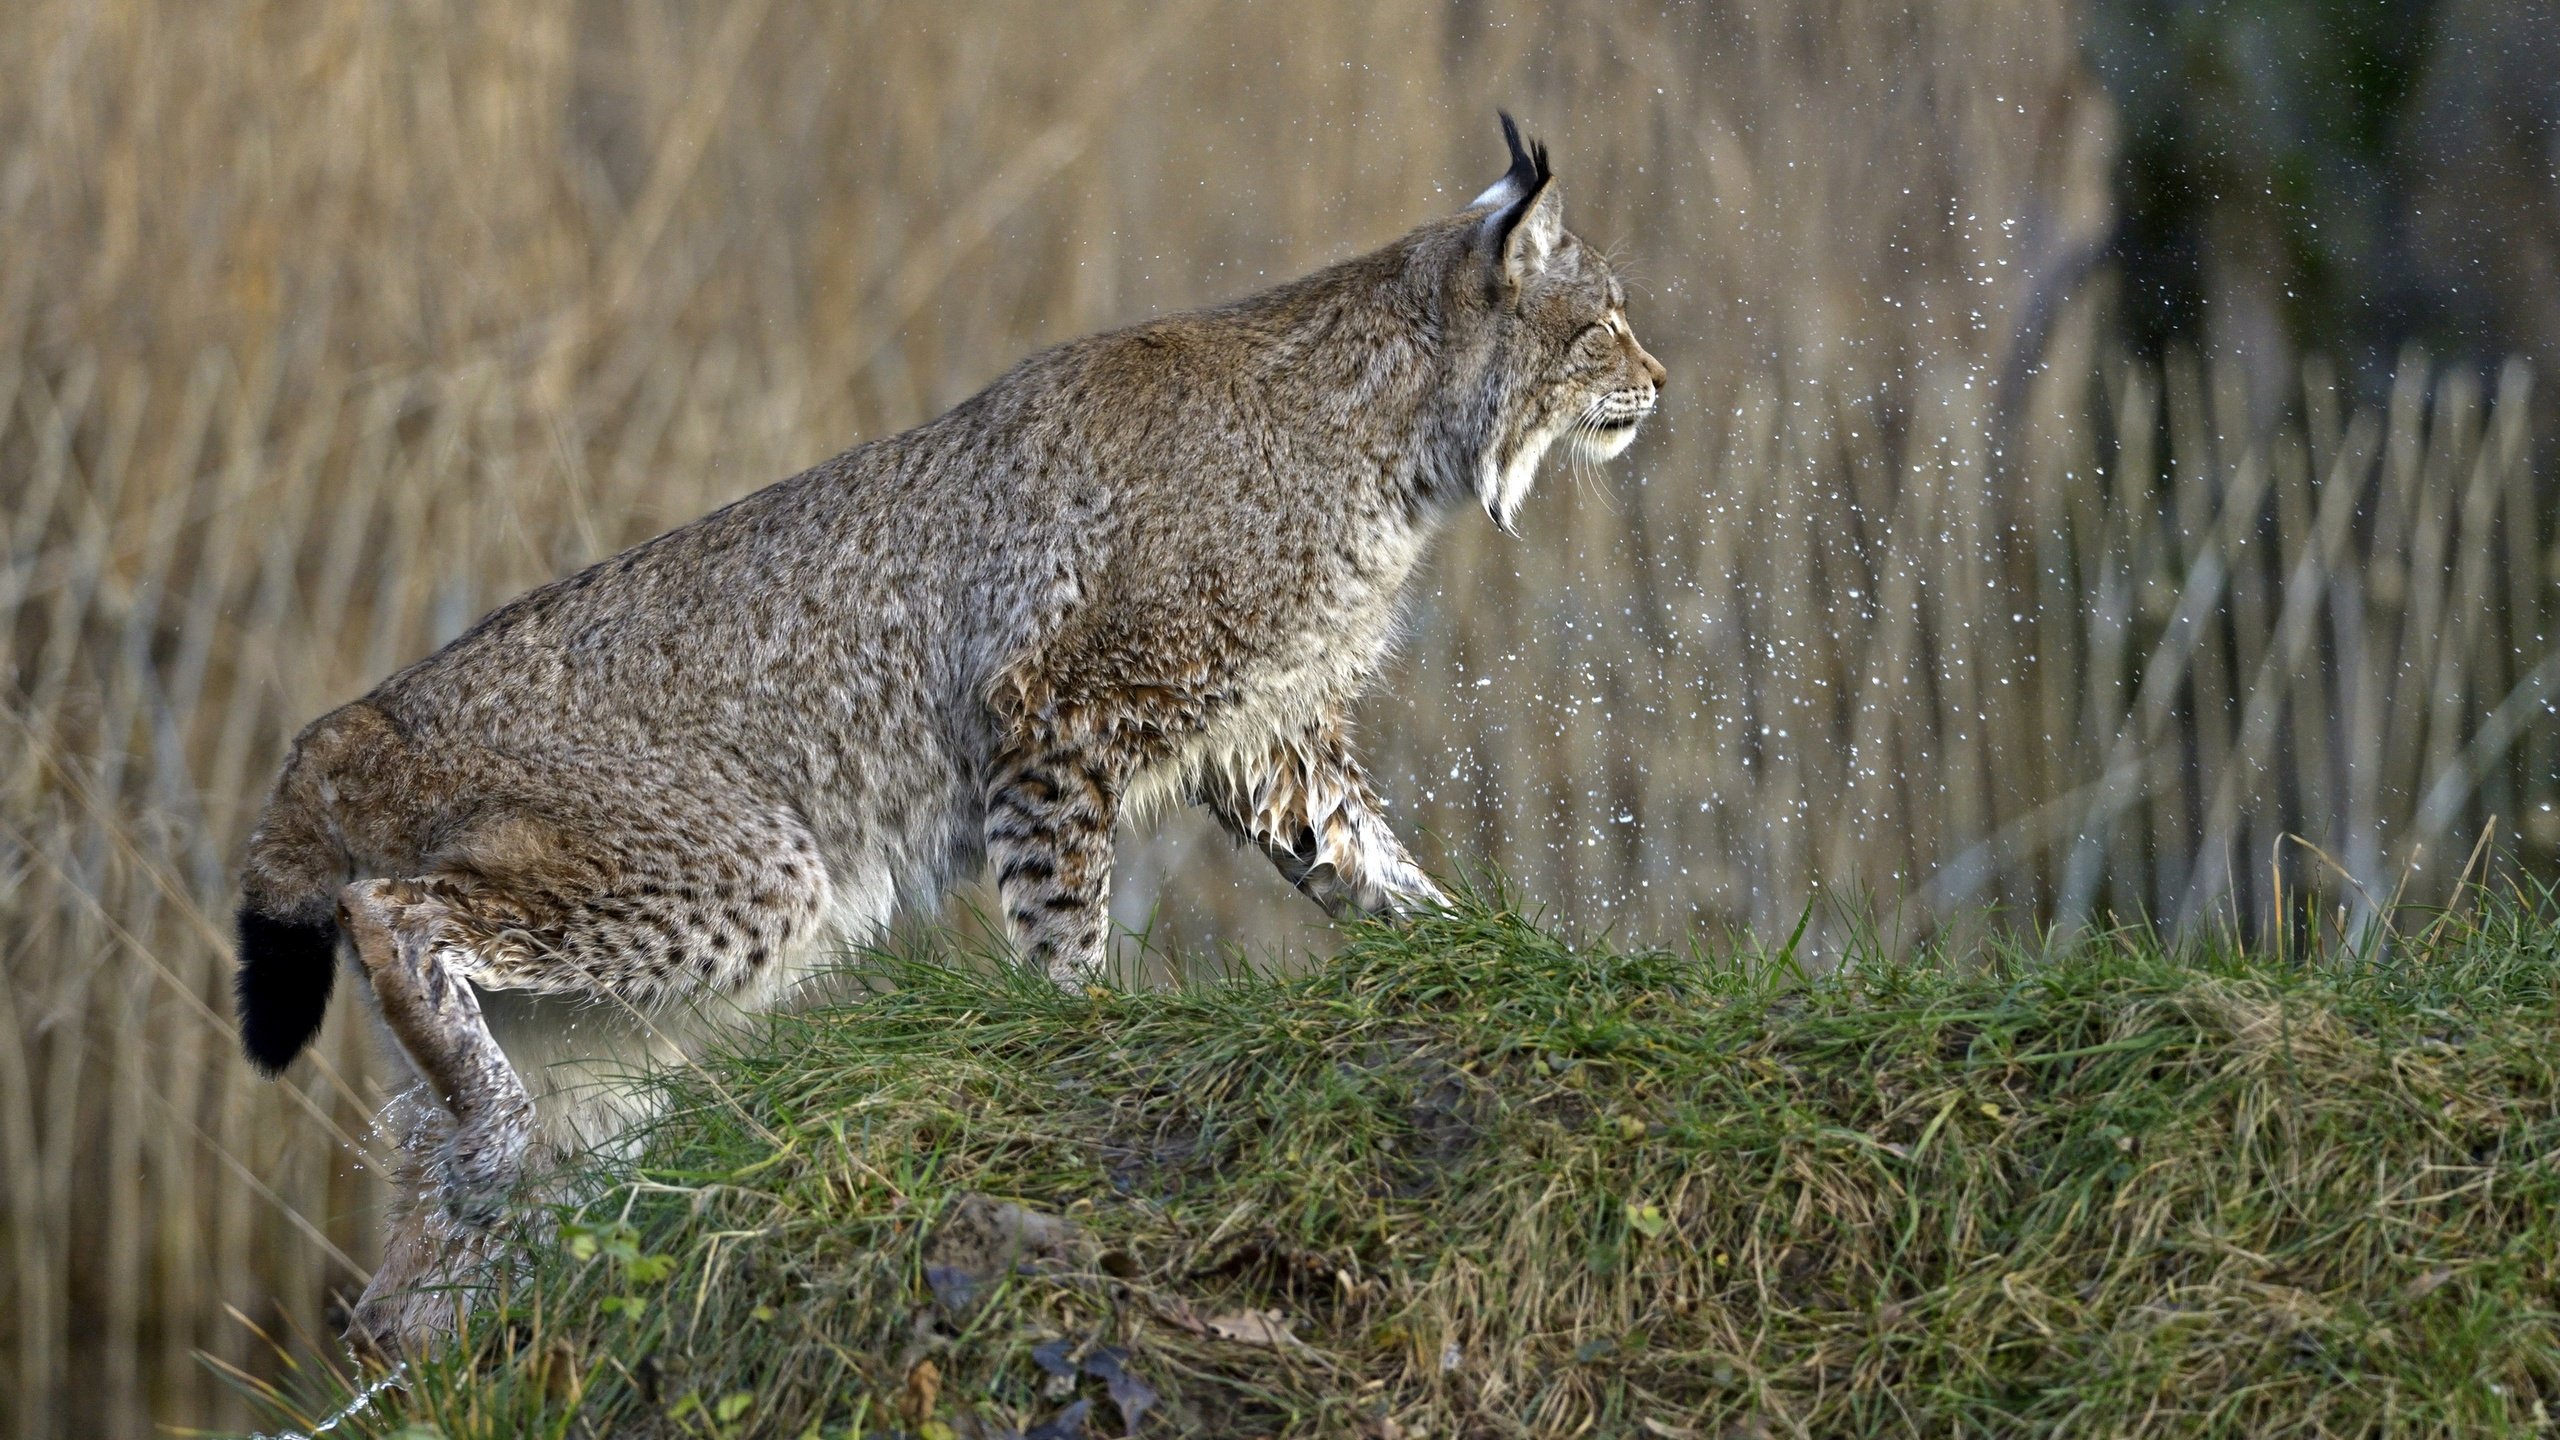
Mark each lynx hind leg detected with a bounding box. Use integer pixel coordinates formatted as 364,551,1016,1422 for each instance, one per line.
339,879,540,1226
336,809,831,1358
984,732,1133,985
340,809,833,1192
343,1085,511,1364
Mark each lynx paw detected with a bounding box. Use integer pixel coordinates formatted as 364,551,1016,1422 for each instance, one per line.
1382,875,1452,920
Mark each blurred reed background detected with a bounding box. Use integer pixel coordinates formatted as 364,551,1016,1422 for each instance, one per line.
0,1,2548,1433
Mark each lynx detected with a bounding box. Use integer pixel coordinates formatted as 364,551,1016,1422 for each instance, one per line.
235,115,1661,1354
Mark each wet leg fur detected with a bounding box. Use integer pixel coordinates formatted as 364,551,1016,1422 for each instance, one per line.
343,1086,517,1363
1200,720,1447,919
339,881,539,1226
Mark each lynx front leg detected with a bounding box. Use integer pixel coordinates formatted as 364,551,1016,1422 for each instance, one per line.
1201,722,1447,920
984,734,1131,984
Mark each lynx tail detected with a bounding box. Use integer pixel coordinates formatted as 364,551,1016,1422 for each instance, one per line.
233,709,378,1075
235,902,338,1075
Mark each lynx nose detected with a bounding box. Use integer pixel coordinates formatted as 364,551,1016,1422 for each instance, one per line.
1636,342,1666,391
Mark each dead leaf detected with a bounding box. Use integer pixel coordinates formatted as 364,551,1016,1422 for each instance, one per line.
1087,1349,1157,1435
902,1356,942,1422
1024,1399,1092,1440
1145,1291,1211,1335
1206,1307,1301,1349
1028,1339,1157,1437
1018,1393,1090,1424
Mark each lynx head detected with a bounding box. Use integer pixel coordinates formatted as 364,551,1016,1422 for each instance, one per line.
1436,114,1665,534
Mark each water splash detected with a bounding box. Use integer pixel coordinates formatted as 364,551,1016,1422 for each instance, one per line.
253,1362,407,1440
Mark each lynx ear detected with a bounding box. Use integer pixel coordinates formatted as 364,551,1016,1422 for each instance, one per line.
1475,112,1561,288
1496,180,1564,287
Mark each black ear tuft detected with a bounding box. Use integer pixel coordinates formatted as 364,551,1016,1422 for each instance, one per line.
1497,111,1551,194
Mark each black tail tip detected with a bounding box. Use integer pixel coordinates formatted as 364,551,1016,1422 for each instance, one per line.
235,906,339,1076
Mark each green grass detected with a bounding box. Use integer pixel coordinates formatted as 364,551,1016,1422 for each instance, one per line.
264,888,2560,1439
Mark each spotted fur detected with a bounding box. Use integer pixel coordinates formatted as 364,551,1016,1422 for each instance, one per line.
233,114,1661,1354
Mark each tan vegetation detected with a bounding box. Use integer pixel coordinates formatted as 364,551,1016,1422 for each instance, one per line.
0,1,2545,1434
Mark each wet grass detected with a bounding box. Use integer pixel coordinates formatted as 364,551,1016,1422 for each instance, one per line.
268,888,2560,1438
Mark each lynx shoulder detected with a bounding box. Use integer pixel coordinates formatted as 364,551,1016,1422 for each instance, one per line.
233,114,1660,1355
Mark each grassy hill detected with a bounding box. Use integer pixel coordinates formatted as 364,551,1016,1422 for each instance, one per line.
263,890,2560,1438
